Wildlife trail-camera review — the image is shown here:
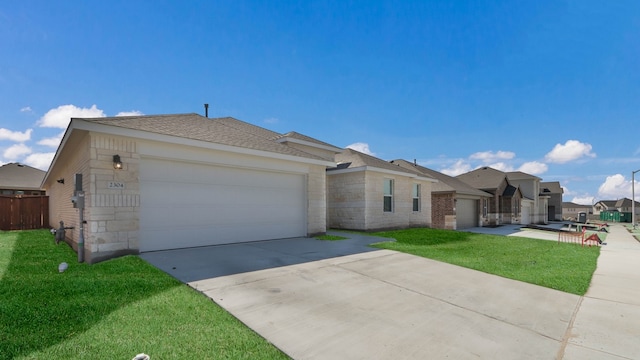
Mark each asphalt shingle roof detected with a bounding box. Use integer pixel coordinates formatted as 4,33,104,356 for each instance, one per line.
80,113,327,161
0,163,45,190
330,149,426,177
540,181,563,194
391,159,490,197
278,131,342,150
507,171,541,181
456,167,508,190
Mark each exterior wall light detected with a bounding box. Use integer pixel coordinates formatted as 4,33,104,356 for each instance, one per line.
113,155,123,169
57,178,65,184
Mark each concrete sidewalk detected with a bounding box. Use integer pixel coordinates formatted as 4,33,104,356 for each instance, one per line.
562,224,640,359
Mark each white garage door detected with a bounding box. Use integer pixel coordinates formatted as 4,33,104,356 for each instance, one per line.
456,198,478,229
139,158,307,252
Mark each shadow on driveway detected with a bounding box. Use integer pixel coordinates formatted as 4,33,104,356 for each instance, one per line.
140,231,388,283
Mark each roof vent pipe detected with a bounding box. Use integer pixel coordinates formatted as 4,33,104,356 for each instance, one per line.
204,103,209,118
414,159,417,166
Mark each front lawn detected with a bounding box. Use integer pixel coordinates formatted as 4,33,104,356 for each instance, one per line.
0,230,289,360
371,228,599,295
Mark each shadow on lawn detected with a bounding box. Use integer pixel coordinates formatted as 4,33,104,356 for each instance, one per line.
0,230,179,359
372,227,478,246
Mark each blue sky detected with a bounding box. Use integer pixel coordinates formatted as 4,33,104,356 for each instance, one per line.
1,1,639,204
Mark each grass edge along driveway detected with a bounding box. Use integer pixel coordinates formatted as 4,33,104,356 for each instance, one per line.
0,230,289,360
371,228,600,296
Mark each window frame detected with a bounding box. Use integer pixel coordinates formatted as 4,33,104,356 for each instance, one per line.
412,183,420,212
383,178,394,212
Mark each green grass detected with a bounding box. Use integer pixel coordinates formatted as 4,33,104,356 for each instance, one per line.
0,230,289,360
371,228,600,295
315,235,348,241
625,224,640,241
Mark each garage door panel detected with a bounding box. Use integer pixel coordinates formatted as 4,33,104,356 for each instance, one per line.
457,199,478,229
139,158,307,252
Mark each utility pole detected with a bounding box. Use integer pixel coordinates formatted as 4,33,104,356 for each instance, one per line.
633,169,640,229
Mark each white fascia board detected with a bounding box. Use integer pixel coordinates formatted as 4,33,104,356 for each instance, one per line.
71,120,336,167
41,121,76,187
276,137,343,153
328,165,438,182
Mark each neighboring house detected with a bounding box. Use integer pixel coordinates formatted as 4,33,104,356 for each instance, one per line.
0,163,46,195
326,149,436,231
562,202,593,221
42,113,339,263
390,159,493,230
593,198,640,218
593,200,618,217
540,181,563,221
507,171,548,225
455,167,514,225
613,198,640,215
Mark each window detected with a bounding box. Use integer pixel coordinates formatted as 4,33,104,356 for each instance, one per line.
412,184,420,212
383,179,393,212
483,198,488,217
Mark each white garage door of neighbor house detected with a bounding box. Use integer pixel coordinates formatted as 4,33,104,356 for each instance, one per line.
139,158,307,252
456,198,478,229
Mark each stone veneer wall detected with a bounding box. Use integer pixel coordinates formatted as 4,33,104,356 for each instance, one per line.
409,179,432,228
45,132,92,255
85,133,140,263
328,170,432,231
327,171,366,230
306,164,328,236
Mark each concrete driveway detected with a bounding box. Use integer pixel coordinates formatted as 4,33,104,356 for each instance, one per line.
142,231,583,359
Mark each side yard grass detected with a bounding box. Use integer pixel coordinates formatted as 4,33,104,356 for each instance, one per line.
371,228,600,296
0,230,289,360
625,224,640,241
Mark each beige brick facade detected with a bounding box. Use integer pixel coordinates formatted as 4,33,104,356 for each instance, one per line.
44,132,141,263
45,130,329,263
327,169,432,231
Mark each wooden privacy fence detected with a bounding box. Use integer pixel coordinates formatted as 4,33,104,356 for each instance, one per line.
0,195,49,231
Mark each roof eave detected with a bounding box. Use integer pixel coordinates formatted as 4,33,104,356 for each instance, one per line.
44,119,336,187
328,165,438,182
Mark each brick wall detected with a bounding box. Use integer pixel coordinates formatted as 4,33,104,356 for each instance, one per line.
432,193,455,229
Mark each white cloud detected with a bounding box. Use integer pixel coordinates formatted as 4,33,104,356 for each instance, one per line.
346,142,375,156
116,110,144,117
3,143,32,160
440,160,472,176
37,131,65,148
597,174,635,200
469,150,515,163
544,140,596,164
562,185,575,196
518,161,548,175
0,128,32,142
572,196,595,205
264,117,279,124
23,152,54,170
20,106,32,113
38,104,106,129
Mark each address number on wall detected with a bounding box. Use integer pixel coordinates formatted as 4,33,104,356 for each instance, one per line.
108,181,125,189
